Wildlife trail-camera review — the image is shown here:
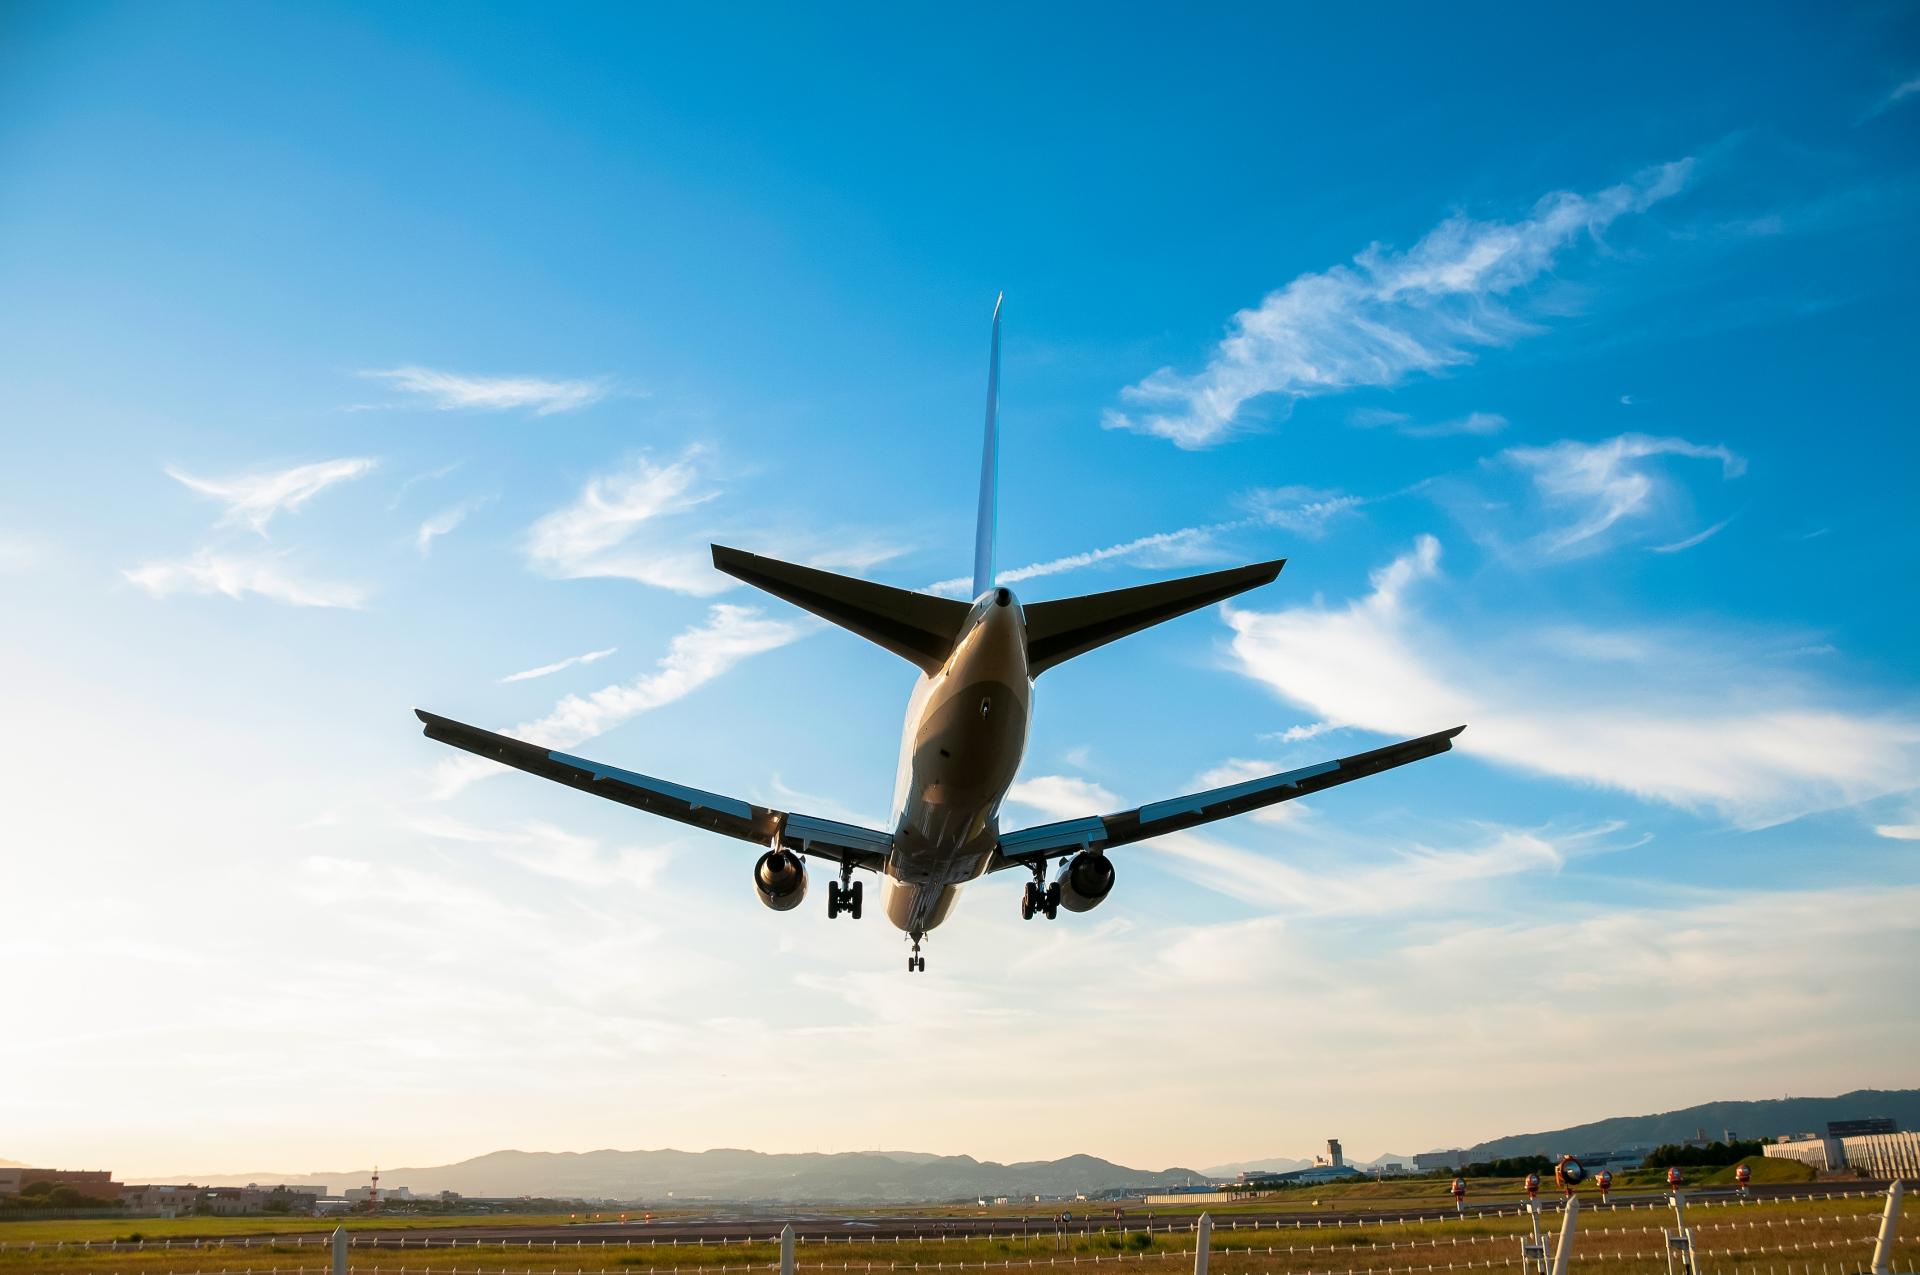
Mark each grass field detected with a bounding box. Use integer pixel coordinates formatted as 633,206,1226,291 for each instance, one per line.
0,1191,1905,1275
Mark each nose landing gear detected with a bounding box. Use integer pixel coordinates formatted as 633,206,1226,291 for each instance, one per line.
908,932,927,973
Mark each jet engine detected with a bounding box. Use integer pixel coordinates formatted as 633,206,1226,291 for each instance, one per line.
1053,851,1114,913
753,849,808,911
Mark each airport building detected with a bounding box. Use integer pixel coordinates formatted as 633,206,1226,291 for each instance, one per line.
1764,1136,1844,1171
1764,1123,1919,1178
0,1168,123,1199
1413,1150,1465,1172
1837,1132,1920,1180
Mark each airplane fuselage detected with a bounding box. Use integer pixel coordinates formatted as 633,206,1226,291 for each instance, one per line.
882,586,1030,935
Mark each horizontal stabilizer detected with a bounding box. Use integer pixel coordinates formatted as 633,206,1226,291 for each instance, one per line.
712,545,972,675
1022,558,1286,675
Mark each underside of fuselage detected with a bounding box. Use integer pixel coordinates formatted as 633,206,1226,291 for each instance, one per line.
882,586,1031,936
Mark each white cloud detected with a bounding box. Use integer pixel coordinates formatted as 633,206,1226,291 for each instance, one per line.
362,366,609,415
123,549,368,609
0,532,45,571
1501,433,1744,558
931,488,1366,597
1652,515,1736,555
1104,160,1693,447
499,647,618,684
415,503,472,556
524,451,726,595
165,457,376,534
1350,409,1509,439
1875,822,1920,841
409,816,671,889
1224,535,1920,827
433,604,805,796
1006,771,1570,914
1862,76,1920,121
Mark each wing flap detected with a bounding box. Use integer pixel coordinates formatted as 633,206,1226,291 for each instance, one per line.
991,726,1465,870
416,710,891,870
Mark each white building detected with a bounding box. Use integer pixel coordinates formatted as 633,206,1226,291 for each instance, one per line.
1765,1134,1843,1172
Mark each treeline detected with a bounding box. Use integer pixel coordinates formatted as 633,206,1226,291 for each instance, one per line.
1,1181,123,1210
1643,1139,1767,1168
1459,1156,1554,1178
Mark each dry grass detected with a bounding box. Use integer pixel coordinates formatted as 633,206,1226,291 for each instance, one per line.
0,1193,1905,1275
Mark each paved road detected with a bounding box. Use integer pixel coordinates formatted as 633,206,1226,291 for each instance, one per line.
329,1180,1883,1247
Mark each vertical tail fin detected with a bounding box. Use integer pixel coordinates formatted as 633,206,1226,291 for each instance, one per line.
972,292,1003,600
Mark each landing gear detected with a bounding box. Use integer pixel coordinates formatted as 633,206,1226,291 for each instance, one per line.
1021,870,1060,921
907,933,926,973
826,876,863,919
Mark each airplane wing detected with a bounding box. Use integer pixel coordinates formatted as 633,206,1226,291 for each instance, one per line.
988,726,1465,871
415,710,892,871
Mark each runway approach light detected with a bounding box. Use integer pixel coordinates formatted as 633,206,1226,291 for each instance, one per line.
1667,1166,1685,1189
1555,1156,1586,1197
1596,1169,1613,1203
1451,1177,1466,1212
1735,1163,1751,1195
1525,1173,1541,1200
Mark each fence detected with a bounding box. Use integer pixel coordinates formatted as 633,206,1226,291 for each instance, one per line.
0,1184,1908,1275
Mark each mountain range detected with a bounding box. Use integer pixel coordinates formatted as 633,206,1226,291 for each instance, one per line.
1454,1088,1920,1161
17,1087,1915,1203
174,1149,1210,1202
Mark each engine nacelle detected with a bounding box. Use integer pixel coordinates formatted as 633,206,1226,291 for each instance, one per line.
1054,852,1114,913
753,849,808,911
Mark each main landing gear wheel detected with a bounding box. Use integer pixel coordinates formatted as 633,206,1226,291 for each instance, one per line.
826,879,863,920
1021,881,1061,921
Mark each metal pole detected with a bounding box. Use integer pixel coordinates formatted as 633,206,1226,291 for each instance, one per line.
1193,1213,1210,1275
332,1226,347,1275
1547,1196,1578,1275
1669,1190,1696,1275
1869,1180,1903,1275
780,1224,795,1275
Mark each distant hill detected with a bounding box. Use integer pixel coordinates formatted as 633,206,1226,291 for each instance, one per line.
1461,1089,1920,1160
186,1148,1211,1203
1200,1157,1311,1177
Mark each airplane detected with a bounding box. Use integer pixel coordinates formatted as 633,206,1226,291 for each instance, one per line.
416,295,1465,973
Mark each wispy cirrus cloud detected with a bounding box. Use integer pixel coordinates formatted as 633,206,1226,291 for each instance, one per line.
1007,772,1578,915
123,549,368,608
433,604,805,797
1223,535,1920,828
1500,433,1744,559
928,486,1366,597
500,646,618,684
409,815,672,889
526,450,904,597
1350,408,1509,439
1104,160,1693,448
1861,75,1920,121
165,457,376,534
360,366,610,415
525,451,725,594
415,502,475,556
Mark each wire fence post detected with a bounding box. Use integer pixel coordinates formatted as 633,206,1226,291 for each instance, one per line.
1870,1179,1903,1275
780,1224,796,1275
1192,1213,1210,1275
331,1226,347,1275
1548,1195,1578,1275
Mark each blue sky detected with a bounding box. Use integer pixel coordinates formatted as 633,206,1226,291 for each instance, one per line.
2,2,1917,1177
